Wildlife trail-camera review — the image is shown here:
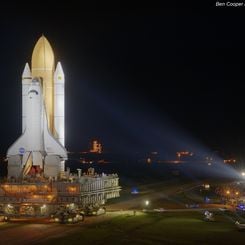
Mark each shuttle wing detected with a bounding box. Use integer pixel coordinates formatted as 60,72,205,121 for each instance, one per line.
7,131,28,157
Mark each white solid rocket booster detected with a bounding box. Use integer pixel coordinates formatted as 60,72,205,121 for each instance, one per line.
54,62,65,146
22,63,32,133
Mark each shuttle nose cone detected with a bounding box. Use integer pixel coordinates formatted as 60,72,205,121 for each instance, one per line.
31,35,55,71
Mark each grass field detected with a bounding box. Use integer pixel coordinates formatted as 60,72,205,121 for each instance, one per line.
41,211,245,245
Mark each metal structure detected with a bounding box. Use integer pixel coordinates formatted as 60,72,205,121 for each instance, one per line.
0,170,121,217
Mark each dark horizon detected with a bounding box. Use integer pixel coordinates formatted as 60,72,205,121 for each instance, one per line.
0,3,245,158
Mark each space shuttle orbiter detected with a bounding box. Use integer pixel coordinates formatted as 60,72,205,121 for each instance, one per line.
7,36,67,179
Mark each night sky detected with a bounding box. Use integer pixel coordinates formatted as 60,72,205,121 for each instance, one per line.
0,2,245,157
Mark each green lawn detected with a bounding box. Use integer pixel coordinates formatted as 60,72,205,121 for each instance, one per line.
41,211,245,245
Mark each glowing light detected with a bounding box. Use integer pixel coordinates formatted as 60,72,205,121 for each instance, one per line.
131,187,139,194
236,192,239,195
68,187,76,192
147,158,152,164
224,159,236,164
226,190,230,195
145,200,149,206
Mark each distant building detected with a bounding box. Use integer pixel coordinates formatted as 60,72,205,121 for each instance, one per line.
176,151,193,160
90,140,102,154
224,159,236,164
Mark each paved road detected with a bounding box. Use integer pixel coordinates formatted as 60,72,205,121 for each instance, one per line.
107,180,203,210
0,223,77,244
0,214,117,245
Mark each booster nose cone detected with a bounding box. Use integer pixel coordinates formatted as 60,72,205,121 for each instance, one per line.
55,62,64,74
22,63,31,79
54,62,64,83
31,35,55,71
